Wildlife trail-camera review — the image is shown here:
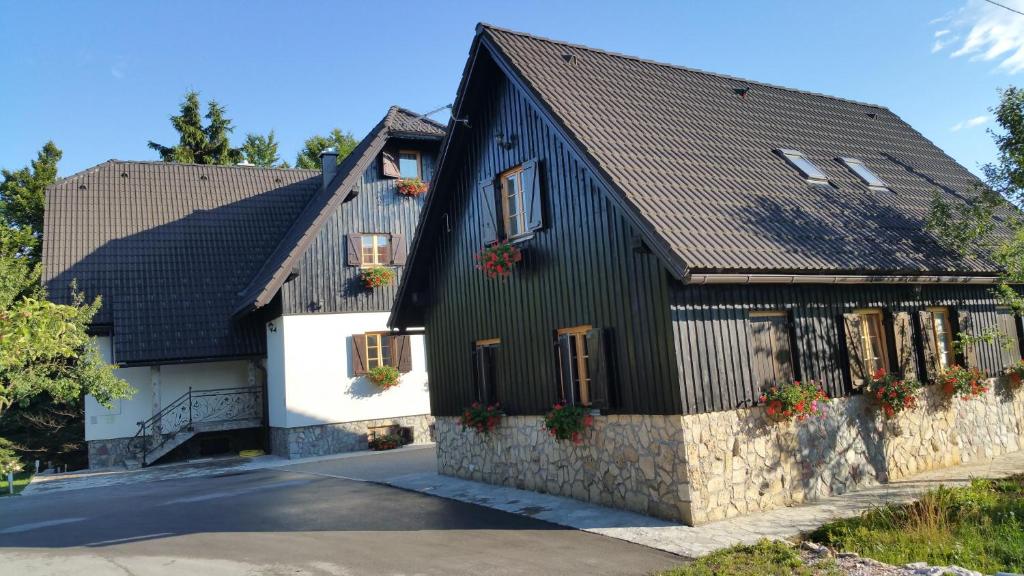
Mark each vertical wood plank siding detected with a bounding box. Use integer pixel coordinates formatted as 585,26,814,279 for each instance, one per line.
280,146,435,315
422,70,680,417
671,283,1009,414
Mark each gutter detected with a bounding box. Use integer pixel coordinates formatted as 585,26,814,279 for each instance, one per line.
686,273,1002,285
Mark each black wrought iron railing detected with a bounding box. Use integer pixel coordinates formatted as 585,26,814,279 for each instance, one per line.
133,386,262,465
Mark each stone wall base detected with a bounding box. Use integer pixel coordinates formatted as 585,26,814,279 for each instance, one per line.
87,437,144,469
270,414,435,459
436,381,1024,526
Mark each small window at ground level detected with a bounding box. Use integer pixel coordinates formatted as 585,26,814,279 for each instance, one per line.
365,333,392,369
927,307,955,372
776,149,828,183
749,311,796,389
839,157,888,189
556,326,593,406
361,234,392,266
473,339,500,405
399,150,421,179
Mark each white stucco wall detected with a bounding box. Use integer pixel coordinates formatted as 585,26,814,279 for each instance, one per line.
85,336,254,441
265,313,431,429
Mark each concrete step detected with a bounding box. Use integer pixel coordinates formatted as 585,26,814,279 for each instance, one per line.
122,458,141,470
144,431,196,466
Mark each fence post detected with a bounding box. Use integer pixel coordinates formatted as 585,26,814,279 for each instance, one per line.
188,386,193,428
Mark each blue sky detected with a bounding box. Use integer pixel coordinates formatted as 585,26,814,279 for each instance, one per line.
1,0,1022,177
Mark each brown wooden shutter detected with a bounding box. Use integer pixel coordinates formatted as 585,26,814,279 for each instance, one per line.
472,346,485,403
843,313,866,388
351,334,368,375
479,177,499,245
750,314,795,389
522,158,544,232
586,328,610,409
381,148,400,178
392,335,412,373
772,315,795,383
996,308,1021,368
391,234,407,265
556,334,575,404
956,309,978,369
750,316,775,390
346,234,362,267
892,312,918,381
473,345,499,405
918,310,939,381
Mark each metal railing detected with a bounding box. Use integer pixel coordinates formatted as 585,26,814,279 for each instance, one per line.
134,386,262,466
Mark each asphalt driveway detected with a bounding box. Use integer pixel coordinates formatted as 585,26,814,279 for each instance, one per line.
0,452,681,575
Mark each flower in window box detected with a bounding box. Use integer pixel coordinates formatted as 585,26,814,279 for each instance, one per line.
367,365,401,389
941,365,988,400
396,178,429,197
460,402,505,435
542,403,593,444
865,368,921,418
758,380,830,423
368,433,402,451
360,266,395,289
1004,359,1024,387
474,242,523,280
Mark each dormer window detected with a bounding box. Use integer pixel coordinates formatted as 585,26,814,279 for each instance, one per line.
839,157,888,190
776,149,828,184
399,150,422,179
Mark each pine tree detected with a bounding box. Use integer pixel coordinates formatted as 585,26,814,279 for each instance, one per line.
241,131,287,167
148,91,243,165
295,129,359,169
0,141,61,261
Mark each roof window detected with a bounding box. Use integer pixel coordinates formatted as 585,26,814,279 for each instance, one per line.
776,149,828,184
839,157,888,189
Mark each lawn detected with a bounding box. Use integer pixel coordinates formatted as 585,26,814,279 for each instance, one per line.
808,474,1024,574
657,540,839,576
0,470,33,496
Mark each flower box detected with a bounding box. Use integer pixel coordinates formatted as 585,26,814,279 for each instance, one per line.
941,365,988,400
759,380,830,423
396,178,429,197
360,266,395,289
543,403,593,444
460,402,504,435
866,368,921,418
367,365,401,389
474,242,523,280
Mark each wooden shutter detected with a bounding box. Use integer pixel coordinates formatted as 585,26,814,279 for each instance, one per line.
522,158,544,232
381,149,400,178
391,234,407,265
556,334,576,404
843,313,866,388
996,308,1021,367
918,310,939,381
352,334,368,375
750,314,795,389
472,347,485,403
473,345,498,405
479,177,499,245
956,309,978,369
750,316,775,389
586,328,610,409
892,312,918,381
346,234,362,267
392,335,412,373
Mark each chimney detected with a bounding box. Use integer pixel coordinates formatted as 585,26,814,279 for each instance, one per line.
319,147,338,190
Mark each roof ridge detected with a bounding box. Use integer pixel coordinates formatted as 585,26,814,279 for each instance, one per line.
386,105,448,132
477,23,888,111
104,159,320,172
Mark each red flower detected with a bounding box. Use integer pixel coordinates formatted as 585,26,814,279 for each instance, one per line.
583,415,594,427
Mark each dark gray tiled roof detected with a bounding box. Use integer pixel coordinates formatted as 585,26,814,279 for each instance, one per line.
42,161,320,364
481,25,998,275
234,106,444,315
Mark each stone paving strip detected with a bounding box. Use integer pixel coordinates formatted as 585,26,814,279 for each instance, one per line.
384,449,1024,559
18,444,436,496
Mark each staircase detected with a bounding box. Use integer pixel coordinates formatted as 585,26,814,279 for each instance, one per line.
133,386,263,467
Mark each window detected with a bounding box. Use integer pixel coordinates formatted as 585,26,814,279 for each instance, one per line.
927,307,955,372
777,149,829,183
473,339,500,404
839,157,888,189
399,150,421,179
361,234,392,266
365,333,392,369
856,310,889,376
749,311,796,388
556,326,593,405
500,166,528,239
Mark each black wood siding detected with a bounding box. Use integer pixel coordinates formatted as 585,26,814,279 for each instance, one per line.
280,143,436,315
671,282,1009,414
421,69,680,417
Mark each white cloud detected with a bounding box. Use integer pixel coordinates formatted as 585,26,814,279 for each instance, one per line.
951,114,990,131
934,0,1024,74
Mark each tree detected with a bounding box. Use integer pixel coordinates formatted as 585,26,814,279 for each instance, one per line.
241,131,288,168
148,91,243,165
0,141,61,259
295,129,358,169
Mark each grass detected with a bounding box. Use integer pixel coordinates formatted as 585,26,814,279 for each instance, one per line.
808,474,1024,574
0,470,33,496
657,540,839,576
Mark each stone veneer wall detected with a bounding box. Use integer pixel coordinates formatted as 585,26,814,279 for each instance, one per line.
270,414,435,459
87,437,144,469
436,381,1024,526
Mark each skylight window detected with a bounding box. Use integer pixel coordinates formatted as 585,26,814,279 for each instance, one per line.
839,158,888,189
776,149,828,184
